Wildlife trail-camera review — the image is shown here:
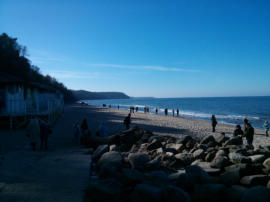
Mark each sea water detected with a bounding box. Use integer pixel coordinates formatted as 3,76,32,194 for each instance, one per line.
84,96,270,129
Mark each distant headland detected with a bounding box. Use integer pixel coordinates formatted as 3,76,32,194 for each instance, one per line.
72,90,130,100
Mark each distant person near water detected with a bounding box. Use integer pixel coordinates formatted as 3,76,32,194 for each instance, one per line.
124,113,131,130
176,109,179,116
263,121,269,137
233,125,244,138
73,121,81,143
211,115,217,132
98,122,109,137
165,108,168,116
243,118,249,131
136,106,138,112
117,105,119,110
81,118,88,136
26,117,40,151
155,108,158,114
244,122,254,147
39,119,52,150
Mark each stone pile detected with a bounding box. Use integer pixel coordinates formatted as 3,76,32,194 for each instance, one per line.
84,127,270,202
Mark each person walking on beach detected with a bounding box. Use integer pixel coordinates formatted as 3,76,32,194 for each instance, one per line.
81,118,88,136
136,106,138,112
165,108,168,116
233,125,244,138
98,122,109,137
211,115,217,132
26,117,40,151
73,121,81,143
263,121,269,137
244,122,254,147
176,109,179,116
124,113,131,130
155,108,158,114
39,119,52,150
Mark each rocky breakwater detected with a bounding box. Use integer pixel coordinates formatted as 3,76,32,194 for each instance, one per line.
84,127,270,202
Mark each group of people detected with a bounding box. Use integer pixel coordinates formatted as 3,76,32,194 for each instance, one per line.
211,115,270,147
26,117,52,151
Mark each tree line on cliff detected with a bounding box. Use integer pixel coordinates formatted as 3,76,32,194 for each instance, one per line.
0,33,129,102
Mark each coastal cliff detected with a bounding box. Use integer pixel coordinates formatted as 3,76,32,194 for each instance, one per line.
72,90,129,100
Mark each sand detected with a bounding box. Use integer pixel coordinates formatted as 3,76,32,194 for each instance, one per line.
0,104,269,202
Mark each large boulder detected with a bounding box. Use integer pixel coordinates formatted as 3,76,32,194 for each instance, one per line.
249,154,266,163
145,158,162,170
84,178,123,202
200,135,216,145
263,157,270,169
225,163,263,177
191,160,221,176
130,183,162,202
147,139,163,151
214,133,229,145
227,185,247,202
185,165,214,184
175,153,194,166
97,151,122,170
193,149,205,160
120,168,145,186
165,143,184,154
161,185,191,202
192,183,228,202
119,127,145,151
128,153,150,170
224,136,243,146
240,186,270,202
92,145,109,162
177,135,194,145
229,152,251,164
240,174,270,186
210,156,230,168
219,167,240,186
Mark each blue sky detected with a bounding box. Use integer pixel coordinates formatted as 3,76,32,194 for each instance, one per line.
1,0,270,97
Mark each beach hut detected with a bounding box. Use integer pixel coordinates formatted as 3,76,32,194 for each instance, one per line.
0,73,64,128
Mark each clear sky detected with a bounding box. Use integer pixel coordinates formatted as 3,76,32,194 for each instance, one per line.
1,0,270,97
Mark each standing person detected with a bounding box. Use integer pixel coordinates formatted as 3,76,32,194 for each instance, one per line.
26,117,40,151
244,123,254,147
243,118,249,131
39,119,52,150
233,125,244,137
81,118,88,136
155,108,158,114
165,108,168,116
117,105,119,110
176,109,179,116
136,106,138,112
73,121,81,143
98,122,109,137
263,121,269,137
211,115,217,132
124,113,131,130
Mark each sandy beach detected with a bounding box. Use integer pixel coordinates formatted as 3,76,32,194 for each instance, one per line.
0,104,269,201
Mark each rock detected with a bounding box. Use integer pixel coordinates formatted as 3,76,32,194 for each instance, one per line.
120,168,145,186
156,147,164,154
215,150,226,158
166,152,174,157
229,152,251,164
263,157,270,169
147,139,163,151
120,127,145,151
128,153,150,170
191,160,221,176
200,135,216,145
205,150,216,162
249,154,266,163
192,183,228,202
92,145,109,162
131,183,162,202
161,185,191,202
193,149,205,159
175,153,194,166
219,168,240,186
227,185,247,202
145,170,169,186
165,143,184,153
240,175,270,186
84,178,123,202
97,151,122,170
137,143,149,153
185,165,213,184
225,163,263,177
109,144,118,151
168,170,186,181
177,135,194,145
214,133,229,145
98,162,121,179
267,180,270,188
145,158,162,170
240,186,270,202
210,156,230,168
185,139,196,150
224,136,243,146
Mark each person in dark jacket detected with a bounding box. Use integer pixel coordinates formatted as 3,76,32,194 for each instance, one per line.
81,118,88,136
244,123,254,147
124,113,131,130
233,125,244,138
243,118,249,131
39,119,51,150
211,115,217,132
